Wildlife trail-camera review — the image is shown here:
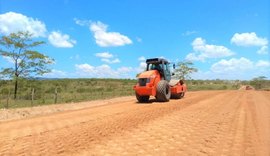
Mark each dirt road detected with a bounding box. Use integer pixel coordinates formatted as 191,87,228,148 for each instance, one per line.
0,90,269,155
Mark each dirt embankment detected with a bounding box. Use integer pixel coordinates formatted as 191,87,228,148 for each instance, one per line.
0,90,269,155
0,96,133,121
238,85,255,90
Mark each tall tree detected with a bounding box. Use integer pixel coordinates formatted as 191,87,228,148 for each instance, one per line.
0,31,54,99
174,61,198,80
250,76,268,90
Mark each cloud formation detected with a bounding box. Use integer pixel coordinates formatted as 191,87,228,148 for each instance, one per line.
211,57,253,73
90,21,132,47
136,56,147,73
0,12,47,37
186,38,234,61
191,58,270,80
257,45,268,55
75,63,132,78
74,18,91,26
43,69,67,78
182,30,197,36
101,58,120,64
256,60,270,67
138,56,146,61
95,52,113,59
95,52,120,64
231,32,268,47
48,31,76,48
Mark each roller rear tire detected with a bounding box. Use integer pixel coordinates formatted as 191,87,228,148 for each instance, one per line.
156,80,171,102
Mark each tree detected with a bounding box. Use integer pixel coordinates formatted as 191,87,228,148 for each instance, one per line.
250,76,268,90
255,76,267,80
174,61,198,80
0,31,54,99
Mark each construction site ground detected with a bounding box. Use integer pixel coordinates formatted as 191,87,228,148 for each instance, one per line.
0,90,269,155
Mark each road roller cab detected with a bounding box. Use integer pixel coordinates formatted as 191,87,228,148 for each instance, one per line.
134,58,187,103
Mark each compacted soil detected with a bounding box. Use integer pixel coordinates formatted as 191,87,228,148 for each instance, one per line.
0,90,269,155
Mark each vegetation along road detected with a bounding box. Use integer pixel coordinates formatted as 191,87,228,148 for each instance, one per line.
0,90,269,155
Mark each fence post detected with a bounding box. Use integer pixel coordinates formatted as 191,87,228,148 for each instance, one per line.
6,89,10,109
31,88,35,106
54,87,58,104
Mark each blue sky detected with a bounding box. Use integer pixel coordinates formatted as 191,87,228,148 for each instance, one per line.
0,0,269,80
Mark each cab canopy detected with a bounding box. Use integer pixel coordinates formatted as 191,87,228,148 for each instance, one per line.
146,58,169,64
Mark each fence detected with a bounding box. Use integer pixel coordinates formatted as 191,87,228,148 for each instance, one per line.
0,79,136,109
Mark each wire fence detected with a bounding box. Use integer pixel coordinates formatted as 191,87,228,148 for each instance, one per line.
0,79,137,109
0,87,135,109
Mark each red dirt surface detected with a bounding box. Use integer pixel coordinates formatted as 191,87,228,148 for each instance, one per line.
0,90,269,155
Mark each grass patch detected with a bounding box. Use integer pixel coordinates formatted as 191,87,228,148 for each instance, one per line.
1,78,269,109
0,78,136,109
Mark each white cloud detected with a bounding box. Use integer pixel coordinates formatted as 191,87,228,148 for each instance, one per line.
231,32,268,47
95,52,120,64
101,58,120,64
95,52,113,59
2,56,23,64
139,62,147,70
185,53,205,62
188,57,270,80
138,56,146,61
211,57,253,73
255,60,270,78
192,38,234,58
75,63,133,78
90,21,132,47
257,45,268,55
256,60,270,67
0,12,47,37
185,37,234,61
135,62,147,73
2,56,14,64
73,18,91,26
75,63,95,73
48,31,76,48
182,30,197,36
135,56,147,73
43,69,67,78
190,58,270,80
94,64,115,77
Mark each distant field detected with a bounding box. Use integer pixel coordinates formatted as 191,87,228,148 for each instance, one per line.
0,78,268,109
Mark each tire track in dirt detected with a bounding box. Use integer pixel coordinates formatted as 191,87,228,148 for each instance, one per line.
249,91,270,155
0,91,269,155
77,91,239,155
0,91,224,155
77,91,270,155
